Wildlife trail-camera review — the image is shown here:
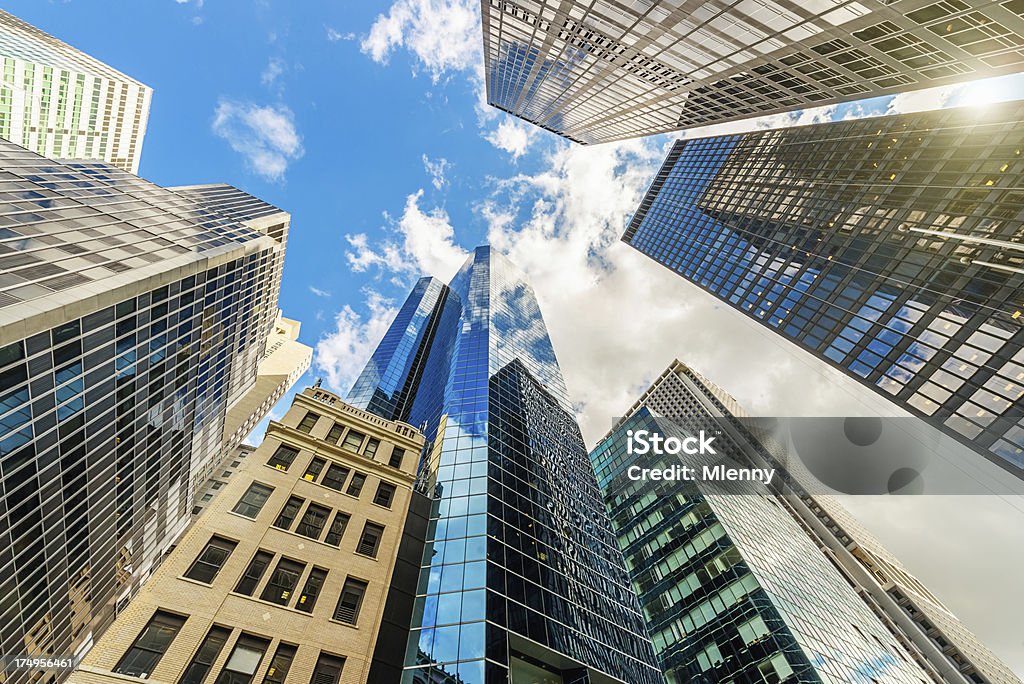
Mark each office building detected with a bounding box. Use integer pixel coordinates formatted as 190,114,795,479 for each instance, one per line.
0,141,294,677
591,360,1018,683
348,247,662,683
622,101,1024,477
67,386,427,684
0,9,151,173
481,0,1024,143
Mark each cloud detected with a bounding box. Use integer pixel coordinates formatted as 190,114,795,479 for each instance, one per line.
314,290,399,394
212,100,304,181
326,26,356,42
261,58,286,86
308,286,331,298
361,0,480,82
422,154,450,190
484,117,537,160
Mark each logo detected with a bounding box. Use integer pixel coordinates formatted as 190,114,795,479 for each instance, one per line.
627,429,717,455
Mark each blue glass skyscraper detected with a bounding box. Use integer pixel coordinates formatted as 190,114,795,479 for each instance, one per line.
347,247,661,684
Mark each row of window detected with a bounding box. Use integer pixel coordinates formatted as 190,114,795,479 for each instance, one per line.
294,411,406,469
115,610,347,684
265,445,398,507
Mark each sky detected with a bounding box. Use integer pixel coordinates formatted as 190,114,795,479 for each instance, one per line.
9,0,1024,675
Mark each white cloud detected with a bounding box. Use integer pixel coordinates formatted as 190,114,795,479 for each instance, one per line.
212,100,304,182
261,58,285,86
361,0,480,82
326,26,356,42
314,290,399,394
308,286,331,298
422,154,450,190
484,117,537,160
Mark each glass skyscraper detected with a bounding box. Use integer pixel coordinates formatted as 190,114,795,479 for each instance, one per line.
481,0,1024,143
347,247,662,684
0,140,293,676
622,101,1024,478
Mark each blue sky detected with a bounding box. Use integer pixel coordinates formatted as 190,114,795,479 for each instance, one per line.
9,0,1024,672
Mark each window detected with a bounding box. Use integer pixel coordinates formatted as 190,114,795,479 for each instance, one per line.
321,464,349,491
356,523,384,558
267,445,298,471
325,423,344,443
333,579,367,625
235,550,274,596
296,567,328,613
310,654,345,684
388,449,404,469
185,536,237,583
260,558,306,605
738,615,770,645
341,430,363,452
115,610,186,677
273,496,305,531
180,625,231,684
346,472,367,497
232,483,273,518
373,482,396,509
302,458,326,482
296,412,319,434
363,438,380,459
262,643,297,684
324,512,350,547
215,634,270,684
295,503,331,540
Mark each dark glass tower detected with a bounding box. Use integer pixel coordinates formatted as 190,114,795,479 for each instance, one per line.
348,247,662,684
622,101,1024,478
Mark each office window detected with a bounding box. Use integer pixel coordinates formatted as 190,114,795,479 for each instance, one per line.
232,482,273,518
267,445,298,471
346,472,367,497
260,558,306,606
273,496,304,531
310,653,345,684
333,579,368,625
302,457,326,482
325,423,344,444
388,449,404,469
115,610,186,678
324,512,350,547
321,464,349,491
295,503,331,540
373,482,396,509
262,643,297,684
235,550,274,596
180,625,231,684
184,536,237,584
296,567,328,613
296,412,319,434
215,634,270,684
363,438,380,459
356,522,384,558
341,430,363,452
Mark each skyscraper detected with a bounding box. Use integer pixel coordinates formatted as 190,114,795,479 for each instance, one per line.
0,140,295,675
622,101,1024,477
347,247,662,683
590,360,1019,683
0,9,152,173
481,0,1024,143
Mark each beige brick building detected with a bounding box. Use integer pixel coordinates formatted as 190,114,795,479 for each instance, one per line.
67,386,425,684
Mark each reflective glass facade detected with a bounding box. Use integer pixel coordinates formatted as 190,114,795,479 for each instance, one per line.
481,0,1024,143
0,140,287,677
590,365,933,684
348,247,661,684
623,101,1024,477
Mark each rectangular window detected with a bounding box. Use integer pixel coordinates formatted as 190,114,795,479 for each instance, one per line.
296,567,328,613
296,412,319,434
321,464,349,491
179,625,231,684
333,579,367,625
115,610,186,678
363,438,380,459
310,653,345,684
260,558,306,606
341,430,363,452
373,482,396,509
234,550,274,596
326,423,344,444
295,503,331,540
262,643,297,684
324,512,350,547
214,634,270,684
184,536,237,584
267,445,298,471
232,482,273,518
346,472,367,497
388,449,404,469
302,457,326,482
356,523,384,558
273,496,305,531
